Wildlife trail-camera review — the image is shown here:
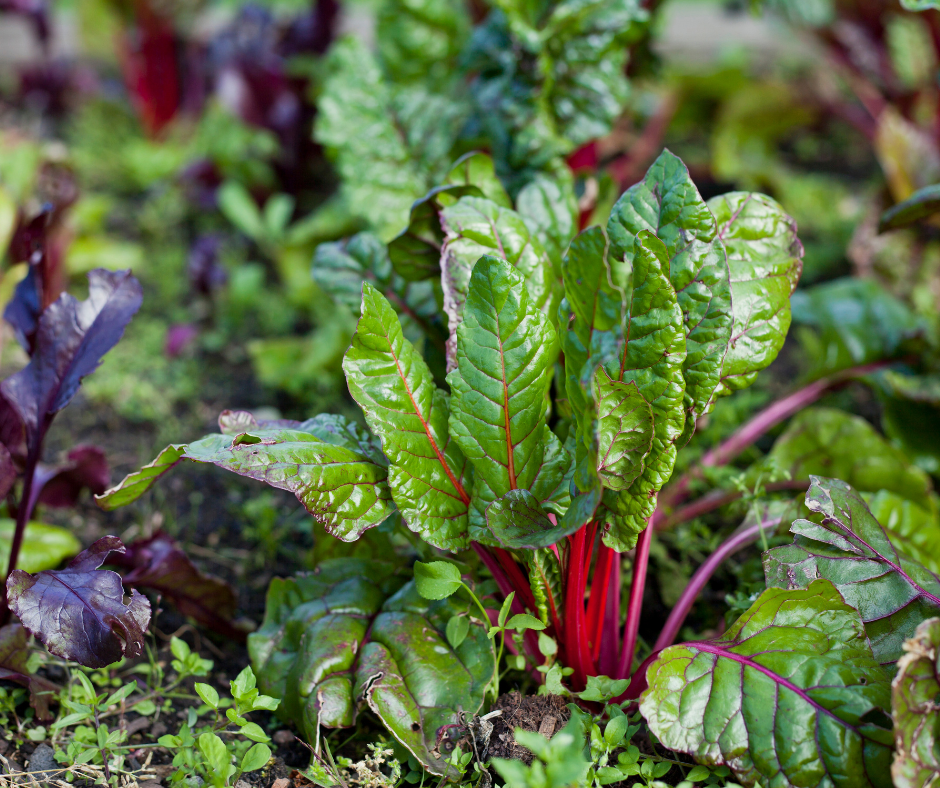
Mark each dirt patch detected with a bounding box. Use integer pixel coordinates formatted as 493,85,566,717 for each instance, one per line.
486,691,571,764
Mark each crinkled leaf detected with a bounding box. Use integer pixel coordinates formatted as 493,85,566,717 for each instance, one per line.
376,0,471,90
36,445,109,508
485,489,558,549
1,269,142,444
343,284,471,551
598,232,687,549
879,183,940,231
523,548,563,628
764,477,940,667
791,279,925,375
248,562,493,776
95,444,185,511
607,150,733,443
7,536,151,669
113,532,240,639
640,579,893,788
183,429,395,542
388,185,483,282
448,256,559,541
891,617,940,788
315,37,466,241
0,623,56,720
752,408,932,510
707,192,803,396
0,518,81,573
313,232,440,344
440,196,558,370
593,370,653,492
516,164,580,271
445,152,512,208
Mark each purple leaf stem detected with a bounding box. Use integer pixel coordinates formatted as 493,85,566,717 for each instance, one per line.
617,522,653,680
653,516,784,653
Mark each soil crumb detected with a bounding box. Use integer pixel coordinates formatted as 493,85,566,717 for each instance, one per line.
487,691,571,764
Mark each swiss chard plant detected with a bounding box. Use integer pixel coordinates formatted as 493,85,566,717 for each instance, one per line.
99,148,819,770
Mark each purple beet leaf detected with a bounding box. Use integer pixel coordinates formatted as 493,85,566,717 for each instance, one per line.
7,536,151,669
36,445,110,508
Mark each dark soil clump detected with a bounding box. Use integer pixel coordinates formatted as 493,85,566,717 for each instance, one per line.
487,691,571,764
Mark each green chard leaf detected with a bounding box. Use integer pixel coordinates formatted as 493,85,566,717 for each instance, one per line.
248,561,494,776
441,196,559,369
315,37,466,241
707,191,803,396
388,184,484,283
447,256,561,544
864,490,940,575
183,428,395,542
640,579,894,788
445,152,512,208
98,418,393,541
764,477,940,668
607,149,733,445
752,408,933,510
312,232,440,343
597,231,687,549
515,163,580,272
891,617,940,788
592,370,653,491
344,283,472,551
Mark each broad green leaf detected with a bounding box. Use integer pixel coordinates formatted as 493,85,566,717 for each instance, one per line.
879,183,940,231
485,489,561,549
560,227,624,492
516,164,580,271
95,444,184,510
440,197,559,368
315,37,465,241
312,232,440,343
198,733,231,776
864,491,940,574
505,613,545,632
0,520,81,574
751,408,932,510
599,232,687,549
891,617,940,788
446,615,470,649
447,256,559,542
445,152,512,208
707,192,803,396
524,548,563,627
241,743,272,774
413,561,462,600
183,429,395,542
387,185,483,282
593,369,653,491
607,150,733,443
764,477,940,668
376,0,471,90
791,279,925,376
640,579,893,788
250,560,494,777
343,283,471,551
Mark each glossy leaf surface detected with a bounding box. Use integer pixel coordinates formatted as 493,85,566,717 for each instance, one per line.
707,192,802,397
764,477,940,667
593,370,654,492
891,617,940,788
95,444,185,510
7,536,151,669
641,579,893,788
248,561,493,775
598,232,686,548
344,284,471,551
448,256,559,540
440,196,557,369
445,152,511,208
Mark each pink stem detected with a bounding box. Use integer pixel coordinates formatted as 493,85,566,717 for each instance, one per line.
653,516,783,653
598,552,620,676
654,480,809,532
585,543,614,662
564,527,597,689
616,523,653,679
